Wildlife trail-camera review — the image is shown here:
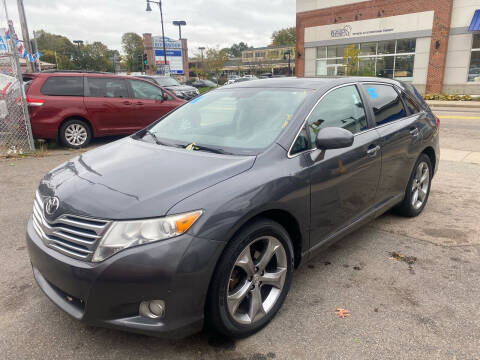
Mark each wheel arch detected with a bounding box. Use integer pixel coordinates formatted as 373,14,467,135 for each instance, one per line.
422,146,436,175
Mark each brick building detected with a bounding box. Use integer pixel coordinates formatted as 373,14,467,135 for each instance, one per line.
296,0,480,94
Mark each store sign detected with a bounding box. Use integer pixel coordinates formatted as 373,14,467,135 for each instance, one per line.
152,36,183,75
305,11,434,43
331,25,352,38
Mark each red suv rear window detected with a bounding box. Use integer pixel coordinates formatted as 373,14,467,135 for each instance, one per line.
41,76,84,96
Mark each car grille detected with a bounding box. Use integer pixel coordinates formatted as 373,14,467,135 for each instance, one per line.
32,192,111,261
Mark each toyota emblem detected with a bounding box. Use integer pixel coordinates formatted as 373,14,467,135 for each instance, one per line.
45,196,60,216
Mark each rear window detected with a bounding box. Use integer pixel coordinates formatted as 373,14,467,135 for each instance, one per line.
41,76,84,96
363,84,406,125
402,93,421,115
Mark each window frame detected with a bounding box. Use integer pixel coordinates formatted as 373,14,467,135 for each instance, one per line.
287,82,376,158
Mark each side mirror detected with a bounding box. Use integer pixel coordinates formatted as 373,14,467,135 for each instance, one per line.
315,127,354,150
162,92,169,101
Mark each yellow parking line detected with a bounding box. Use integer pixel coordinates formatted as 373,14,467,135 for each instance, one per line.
437,115,480,120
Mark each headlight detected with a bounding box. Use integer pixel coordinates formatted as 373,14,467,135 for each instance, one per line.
195,89,200,94
174,90,184,97
92,210,203,262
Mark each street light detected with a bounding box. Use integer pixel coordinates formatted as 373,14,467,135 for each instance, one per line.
172,20,186,40
146,0,168,74
198,46,205,63
283,50,291,76
73,40,83,48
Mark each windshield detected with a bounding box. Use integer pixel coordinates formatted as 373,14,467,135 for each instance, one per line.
153,76,181,87
145,87,309,155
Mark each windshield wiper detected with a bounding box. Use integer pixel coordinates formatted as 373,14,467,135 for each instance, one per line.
185,143,232,155
145,130,171,147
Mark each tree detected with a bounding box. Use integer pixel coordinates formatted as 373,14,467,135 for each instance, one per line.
343,44,360,76
36,30,78,69
121,32,144,72
204,48,229,82
271,27,296,46
229,42,251,57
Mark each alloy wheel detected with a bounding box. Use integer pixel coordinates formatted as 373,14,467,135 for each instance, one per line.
411,161,430,210
65,123,88,146
227,236,287,325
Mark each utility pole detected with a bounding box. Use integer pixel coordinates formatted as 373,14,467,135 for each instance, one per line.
33,30,41,72
16,0,33,72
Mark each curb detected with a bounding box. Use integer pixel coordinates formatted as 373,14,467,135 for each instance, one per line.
426,100,480,109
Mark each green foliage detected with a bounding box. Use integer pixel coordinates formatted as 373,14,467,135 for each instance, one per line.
203,48,229,81
271,27,296,46
121,32,144,72
35,30,120,72
229,42,252,57
343,44,360,76
423,94,474,101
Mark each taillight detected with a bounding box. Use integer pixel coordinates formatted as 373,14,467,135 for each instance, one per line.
435,115,440,129
26,97,44,106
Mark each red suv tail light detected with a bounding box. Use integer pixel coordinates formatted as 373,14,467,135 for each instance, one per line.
434,115,440,129
26,97,44,106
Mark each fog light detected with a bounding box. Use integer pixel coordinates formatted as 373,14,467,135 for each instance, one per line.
139,300,166,319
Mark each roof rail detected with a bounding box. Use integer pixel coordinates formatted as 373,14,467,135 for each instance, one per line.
40,70,114,75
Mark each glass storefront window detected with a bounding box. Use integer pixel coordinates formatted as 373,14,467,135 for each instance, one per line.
315,38,416,80
377,40,395,55
468,34,480,82
394,55,414,79
360,42,376,56
396,39,416,53
359,57,375,76
316,60,327,76
376,56,394,78
317,46,327,59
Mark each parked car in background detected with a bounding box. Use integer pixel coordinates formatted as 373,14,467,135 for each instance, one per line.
242,74,258,80
188,79,218,89
24,71,185,148
136,75,199,100
27,77,439,339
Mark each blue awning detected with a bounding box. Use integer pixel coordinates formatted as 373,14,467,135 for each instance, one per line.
469,9,480,32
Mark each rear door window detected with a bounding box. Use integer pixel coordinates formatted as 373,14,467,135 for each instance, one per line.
87,78,129,98
363,84,406,125
129,80,165,100
40,76,84,96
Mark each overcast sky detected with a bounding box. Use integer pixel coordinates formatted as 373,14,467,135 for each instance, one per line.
2,0,295,56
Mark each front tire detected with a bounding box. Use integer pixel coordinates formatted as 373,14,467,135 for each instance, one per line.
59,119,91,149
395,153,432,217
207,219,294,338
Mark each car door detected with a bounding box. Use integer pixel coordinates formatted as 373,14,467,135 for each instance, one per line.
360,83,423,204
128,79,179,128
84,77,135,135
294,84,381,250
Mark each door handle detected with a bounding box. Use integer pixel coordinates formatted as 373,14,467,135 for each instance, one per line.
135,101,144,105
409,127,419,137
366,145,380,156
122,100,132,105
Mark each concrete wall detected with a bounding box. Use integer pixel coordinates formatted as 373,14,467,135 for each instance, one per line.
451,0,479,28
412,37,432,94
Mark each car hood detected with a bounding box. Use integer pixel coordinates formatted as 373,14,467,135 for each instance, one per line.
164,85,197,92
38,138,255,220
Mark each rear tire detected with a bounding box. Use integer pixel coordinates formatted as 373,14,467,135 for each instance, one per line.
206,218,294,338
59,118,91,149
395,153,432,217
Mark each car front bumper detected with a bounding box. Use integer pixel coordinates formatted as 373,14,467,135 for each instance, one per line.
26,216,224,338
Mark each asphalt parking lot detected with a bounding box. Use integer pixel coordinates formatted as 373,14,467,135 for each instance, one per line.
1,109,480,360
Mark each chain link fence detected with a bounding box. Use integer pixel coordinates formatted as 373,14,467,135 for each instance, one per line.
0,15,35,156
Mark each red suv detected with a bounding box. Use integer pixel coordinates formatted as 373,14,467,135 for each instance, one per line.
24,72,186,148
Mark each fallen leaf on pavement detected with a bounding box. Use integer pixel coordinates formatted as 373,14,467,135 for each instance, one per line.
335,308,350,318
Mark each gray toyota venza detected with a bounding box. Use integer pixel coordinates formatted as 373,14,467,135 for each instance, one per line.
27,77,439,338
